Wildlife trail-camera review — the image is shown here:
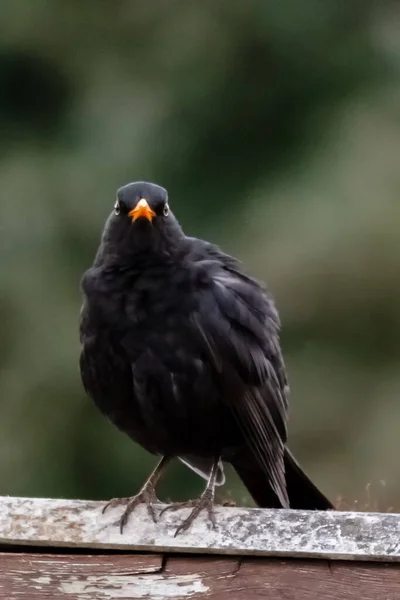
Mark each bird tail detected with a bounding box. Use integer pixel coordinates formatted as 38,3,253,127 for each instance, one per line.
231,447,333,510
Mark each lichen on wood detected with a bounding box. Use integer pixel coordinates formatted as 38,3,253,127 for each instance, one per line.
0,496,400,562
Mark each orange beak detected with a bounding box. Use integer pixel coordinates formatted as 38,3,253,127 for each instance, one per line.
128,199,156,223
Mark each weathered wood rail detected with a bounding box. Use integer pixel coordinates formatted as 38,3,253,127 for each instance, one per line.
0,496,399,598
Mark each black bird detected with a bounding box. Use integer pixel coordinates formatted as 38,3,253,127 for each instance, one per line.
79,181,333,535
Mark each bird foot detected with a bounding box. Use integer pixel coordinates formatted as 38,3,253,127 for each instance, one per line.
102,484,160,532
160,491,217,537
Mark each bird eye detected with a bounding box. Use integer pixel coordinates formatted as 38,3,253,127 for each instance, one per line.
163,203,169,217
114,201,121,216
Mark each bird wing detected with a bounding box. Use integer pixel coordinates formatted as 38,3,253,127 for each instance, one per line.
189,242,289,507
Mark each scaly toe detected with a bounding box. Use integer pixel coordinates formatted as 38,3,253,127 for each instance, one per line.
159,500,195,518
158,494,216,536
118,489,160,533
102,497,131,514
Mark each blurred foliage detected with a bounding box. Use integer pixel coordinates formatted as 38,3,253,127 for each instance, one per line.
1,0,400,510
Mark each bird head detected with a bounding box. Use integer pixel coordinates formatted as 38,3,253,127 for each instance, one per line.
100,181,184,261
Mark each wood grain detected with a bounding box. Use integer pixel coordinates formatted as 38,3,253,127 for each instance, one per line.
0,553,399,599
1,496,400,561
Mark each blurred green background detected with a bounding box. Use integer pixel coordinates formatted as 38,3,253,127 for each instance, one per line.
1,1,400,512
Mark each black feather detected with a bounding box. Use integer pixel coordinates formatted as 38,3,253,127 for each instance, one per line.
80,181,333,511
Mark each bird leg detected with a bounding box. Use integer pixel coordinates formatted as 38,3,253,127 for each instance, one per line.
160,458,220,537
102,456,171,532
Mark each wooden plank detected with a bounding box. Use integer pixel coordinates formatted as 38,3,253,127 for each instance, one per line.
0,496,400,561
0,553,400,599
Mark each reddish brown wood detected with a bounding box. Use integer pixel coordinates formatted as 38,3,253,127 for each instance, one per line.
166,556,400,599
0,553,163,599
0,552,399,599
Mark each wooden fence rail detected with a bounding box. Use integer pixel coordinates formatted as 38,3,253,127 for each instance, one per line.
0,496,399,598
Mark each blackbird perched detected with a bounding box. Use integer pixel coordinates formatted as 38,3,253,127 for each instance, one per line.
80,181,333,535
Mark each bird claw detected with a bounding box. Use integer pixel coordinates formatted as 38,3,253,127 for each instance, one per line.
160,492,217,537
103,485,160,532
102,496,131,513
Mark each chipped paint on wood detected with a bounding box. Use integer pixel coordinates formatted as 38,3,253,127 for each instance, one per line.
0,496,400,561
59,573,209,598
1,553,400,600
32,576,51,585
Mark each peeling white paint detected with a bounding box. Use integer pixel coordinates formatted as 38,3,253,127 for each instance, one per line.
59,573,209,599
32,576,51,584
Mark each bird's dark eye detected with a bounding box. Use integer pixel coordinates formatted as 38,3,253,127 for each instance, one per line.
163,203,169,217
114,201,121,216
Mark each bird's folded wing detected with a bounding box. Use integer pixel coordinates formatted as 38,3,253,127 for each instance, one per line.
193,264,289,507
